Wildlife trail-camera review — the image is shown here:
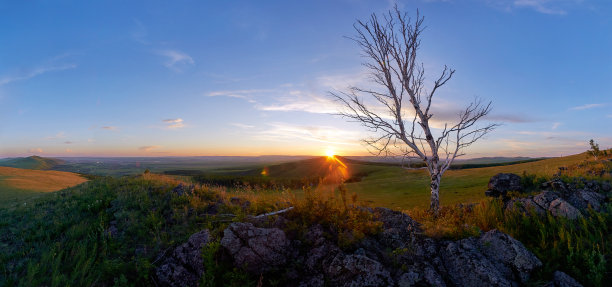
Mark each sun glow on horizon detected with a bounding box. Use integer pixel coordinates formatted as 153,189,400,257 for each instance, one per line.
325,149,336,158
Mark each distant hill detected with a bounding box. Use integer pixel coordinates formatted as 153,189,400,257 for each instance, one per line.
0,166,87,206
0,156,64,170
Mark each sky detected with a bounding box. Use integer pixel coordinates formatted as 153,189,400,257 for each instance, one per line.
0,0,611,158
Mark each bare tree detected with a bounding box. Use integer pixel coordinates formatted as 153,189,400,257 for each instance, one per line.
332,7,498,213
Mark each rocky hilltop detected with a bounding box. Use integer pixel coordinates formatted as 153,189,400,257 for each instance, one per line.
155,204,591,287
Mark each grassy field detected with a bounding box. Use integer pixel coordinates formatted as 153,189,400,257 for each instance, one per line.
0,167,88,206
344,152,595,209
0,156,64,170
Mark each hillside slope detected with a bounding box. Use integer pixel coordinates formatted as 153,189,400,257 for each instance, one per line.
0,156,64,170
346,152,603,209
0,166,87,205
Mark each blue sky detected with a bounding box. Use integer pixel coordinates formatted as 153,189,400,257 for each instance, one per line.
0,0,610,157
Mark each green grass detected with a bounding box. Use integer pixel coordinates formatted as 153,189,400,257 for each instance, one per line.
0,156,64,170
0,167,88,208
345,152,600,210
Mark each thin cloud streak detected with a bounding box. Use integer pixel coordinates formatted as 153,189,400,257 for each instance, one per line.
163,118,184,129
139,145,161,152
231,123,255,129
0,64,76,86
45,132,66,140
513,0,568,15
157,49,194,71
570,103,606,110
256,122,360,146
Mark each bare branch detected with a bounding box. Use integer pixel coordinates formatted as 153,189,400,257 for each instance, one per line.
332,6,497,213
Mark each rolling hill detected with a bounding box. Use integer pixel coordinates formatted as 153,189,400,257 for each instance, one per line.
184,152,597,210
0,156,64,170
0,166,87,206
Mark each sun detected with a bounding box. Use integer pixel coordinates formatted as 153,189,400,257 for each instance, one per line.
325,149,336,158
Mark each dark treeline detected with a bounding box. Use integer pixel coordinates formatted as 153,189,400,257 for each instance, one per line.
164,170,323,189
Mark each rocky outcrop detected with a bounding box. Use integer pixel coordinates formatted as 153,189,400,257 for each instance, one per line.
566,189,606,212
220,222,293,274
155,230,211,287
545,271,584,287
485,173,523,197
155,208,582,287
506,191,583,219
172,183,195,196
441,229,541,287
494,175,609,219
323,252,394,286
478,230,543,284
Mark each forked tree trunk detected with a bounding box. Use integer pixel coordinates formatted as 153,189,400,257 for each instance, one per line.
430,172,441,213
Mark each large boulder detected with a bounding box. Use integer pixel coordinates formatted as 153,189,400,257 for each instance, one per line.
220,222,294,274
533,191,582,219
441,229,541,286
479,230,542,284
486,173,523,197
505,197,546,215
323,252,394,287
373,207,420,249
566,189,606,212
155,230,211,287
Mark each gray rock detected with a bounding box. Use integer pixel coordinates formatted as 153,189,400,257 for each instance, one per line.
220,222,292,273
172,183,195,196
323,253,394,287
566,189,606,212
397,271,420,287
533,190,561,208
442,238,513,287
505,197,545,215
486,173,523,197
156,229,211,287
545,271,583,287
395,263,446,287
304,224,326,246
531,191,582,219
548,198,582,219
479,229,542,284
373,207,420,249
441,230,542,287
306,242,342,272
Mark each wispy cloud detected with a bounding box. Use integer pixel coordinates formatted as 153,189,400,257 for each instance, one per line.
28,148,43,153
131,19,149,44
231,123,255,129
101,126,118,131
64,141,74,144
139,145,161,152
569,103,606,110
163,118,184,129
0,64,76,86
513,0,568,15
206,89,270,103
484,0,585,15
552,122,561,130
157,49,194,72
486,113,538,123
257,93,340,114
256,122,360,146
45,132,66,140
